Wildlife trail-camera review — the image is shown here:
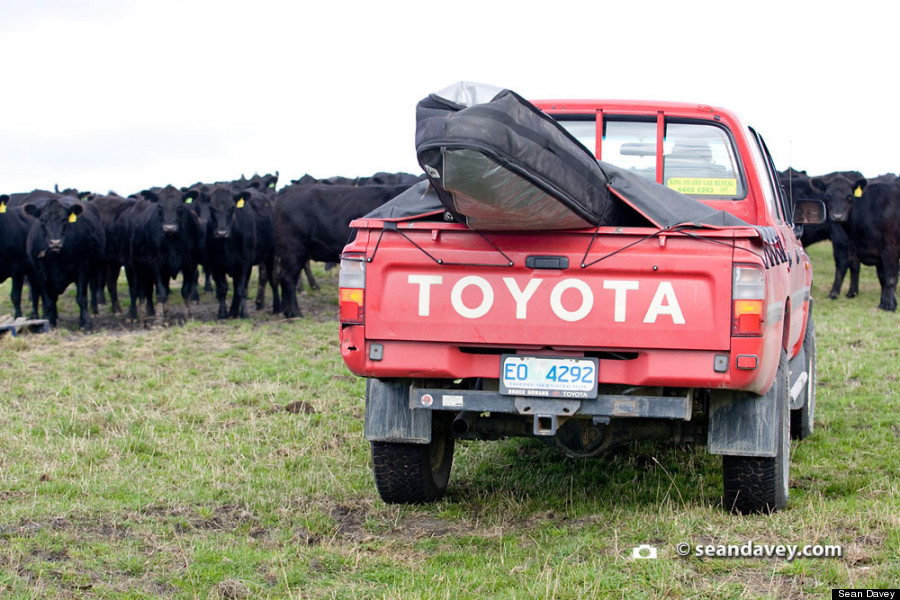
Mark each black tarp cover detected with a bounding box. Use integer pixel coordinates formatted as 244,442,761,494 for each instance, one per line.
366,82,751,231
416,83,620,230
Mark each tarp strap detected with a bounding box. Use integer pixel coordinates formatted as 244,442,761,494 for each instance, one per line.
366,221,514,268
580,222,767,269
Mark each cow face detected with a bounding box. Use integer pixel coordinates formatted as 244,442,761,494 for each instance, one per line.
24,198,84,252
183,185,211,230
144,185,188,236
811,176,866,223
208,186,245,239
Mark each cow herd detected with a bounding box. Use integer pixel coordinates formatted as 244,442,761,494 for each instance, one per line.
2,167,898,331
780,169,900,312
0,171,424,329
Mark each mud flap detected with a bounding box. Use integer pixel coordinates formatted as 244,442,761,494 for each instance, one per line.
787,346,808,410
364,378,432,444
707,390,777,457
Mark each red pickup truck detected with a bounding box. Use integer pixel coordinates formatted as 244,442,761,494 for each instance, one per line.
339,90,823,514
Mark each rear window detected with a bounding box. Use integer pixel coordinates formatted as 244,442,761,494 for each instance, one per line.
556,116,746,200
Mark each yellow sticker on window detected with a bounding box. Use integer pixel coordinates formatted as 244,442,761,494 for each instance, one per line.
667,178,738,196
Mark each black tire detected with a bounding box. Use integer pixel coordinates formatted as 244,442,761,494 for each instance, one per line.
791,315,816,440
371,418,454,504
723,349,790,514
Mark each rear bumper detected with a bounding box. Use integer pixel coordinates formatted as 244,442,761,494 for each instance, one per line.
341,325,770,393
411,386,693,419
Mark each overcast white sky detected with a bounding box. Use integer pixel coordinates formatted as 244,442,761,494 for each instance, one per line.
1,0,896,195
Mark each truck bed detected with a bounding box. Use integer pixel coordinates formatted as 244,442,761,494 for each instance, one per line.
341,220,769,391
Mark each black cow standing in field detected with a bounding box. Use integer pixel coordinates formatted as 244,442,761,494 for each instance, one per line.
89,193,138,314
845,176,900,311
779,169,864,299
812,174,900,311
205,185,279,319
24,195,105,329
808,171,868,300
126,185,203,321
184,172,280,298
0,194,40,318
274,183,411,318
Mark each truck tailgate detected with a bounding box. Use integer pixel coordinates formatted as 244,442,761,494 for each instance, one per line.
361,226,735,352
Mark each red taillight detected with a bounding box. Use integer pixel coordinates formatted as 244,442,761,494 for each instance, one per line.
733,299,763,334
339,288,364,322
338,254,366,324
732,265,765,336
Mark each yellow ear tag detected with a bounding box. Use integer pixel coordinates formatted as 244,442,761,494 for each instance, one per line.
185,197,193,204
854,186,862,198
236,198,245,209
0,203,6,214
68,213,77,223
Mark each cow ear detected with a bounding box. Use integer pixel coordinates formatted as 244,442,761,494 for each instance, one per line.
0,194,7,213
23,203,40,218
853,178,868,197
183,190,198,205
234,192,248,208
142,189,158,202
809,177,826,193
78,191,92,201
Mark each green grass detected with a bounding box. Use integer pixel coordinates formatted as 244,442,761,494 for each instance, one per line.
0,251,898,599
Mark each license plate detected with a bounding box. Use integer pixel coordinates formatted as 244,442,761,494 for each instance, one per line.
499,355,599,399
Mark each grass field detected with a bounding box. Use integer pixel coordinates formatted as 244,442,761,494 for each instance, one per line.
1,244,898,599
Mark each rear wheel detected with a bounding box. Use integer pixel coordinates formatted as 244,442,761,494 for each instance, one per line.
791,315,816,440
723,349,790,514
371,415,455,504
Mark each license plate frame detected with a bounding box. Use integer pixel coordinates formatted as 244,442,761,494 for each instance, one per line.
499,354,599,399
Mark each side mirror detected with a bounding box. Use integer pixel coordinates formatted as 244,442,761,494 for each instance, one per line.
793,199,826,225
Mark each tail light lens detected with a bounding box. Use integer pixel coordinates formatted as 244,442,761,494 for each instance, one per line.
732,265,765,336
339,254,366,323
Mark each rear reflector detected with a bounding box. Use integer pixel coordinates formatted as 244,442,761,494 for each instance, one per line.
736,354,759,369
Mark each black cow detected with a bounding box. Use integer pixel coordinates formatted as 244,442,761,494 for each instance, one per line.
848,177,900,311
184,173,280,298
809,172,868,299
274,183,410,318
126,185,203,321
24,195,105,329
812,175,900,310
205,186,279,318
0,194,40,318
89,194,138,314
